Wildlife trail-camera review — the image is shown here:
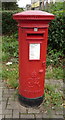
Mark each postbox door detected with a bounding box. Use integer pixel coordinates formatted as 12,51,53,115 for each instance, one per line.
19,28,48,98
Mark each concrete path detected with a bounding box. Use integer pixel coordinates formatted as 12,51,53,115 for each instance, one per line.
0,79,64,120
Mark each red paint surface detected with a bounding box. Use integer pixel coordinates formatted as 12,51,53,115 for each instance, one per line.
13,10,55,98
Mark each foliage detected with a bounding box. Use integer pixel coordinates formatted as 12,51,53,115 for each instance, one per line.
46,49,63,67
2,34,18,61
44,84,63,108
2,9,23,35
44,2,63,13
46,66,63,79
50,2,63,11
43,2,65,52
2,2,18,10
48,10,64,52
2,64,19,88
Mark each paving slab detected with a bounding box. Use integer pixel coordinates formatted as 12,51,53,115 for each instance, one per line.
18,105,27,113
49,114,64,118
0,88,2,94
55,110,63,115
0,109,2,114
0,115,3,120
28,108,39,114
0,101,2,106
5,114,12,118
13,110,19,118
35,113,43,118
20,114,35,119
3,109,12,115
2,101,6,110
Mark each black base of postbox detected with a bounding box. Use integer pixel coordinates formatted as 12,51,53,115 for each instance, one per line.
18,94,44,107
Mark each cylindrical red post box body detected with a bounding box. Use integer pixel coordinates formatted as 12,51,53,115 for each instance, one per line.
13,10,54,106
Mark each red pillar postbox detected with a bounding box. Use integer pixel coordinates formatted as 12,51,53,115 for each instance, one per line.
13,10,55,106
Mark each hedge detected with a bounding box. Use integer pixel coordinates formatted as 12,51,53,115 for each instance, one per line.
2,10,65,51
48,10,65,52
2,10,22,35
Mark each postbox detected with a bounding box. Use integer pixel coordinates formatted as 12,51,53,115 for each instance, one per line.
13,10,54,106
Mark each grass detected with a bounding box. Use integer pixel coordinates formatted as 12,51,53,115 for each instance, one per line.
2,63,19,88
46,65,63,79
44,84,63,108
2,34,18,62
43,84,63,116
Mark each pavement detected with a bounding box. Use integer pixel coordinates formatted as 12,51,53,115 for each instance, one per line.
0,79,64,120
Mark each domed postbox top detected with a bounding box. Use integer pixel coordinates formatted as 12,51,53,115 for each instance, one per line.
13,10,55,21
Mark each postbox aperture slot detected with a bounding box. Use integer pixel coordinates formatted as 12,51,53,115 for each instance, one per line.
26,32,45,40
27,33,43,37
